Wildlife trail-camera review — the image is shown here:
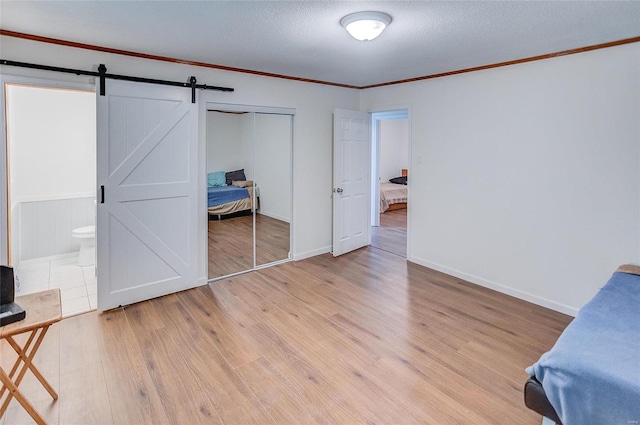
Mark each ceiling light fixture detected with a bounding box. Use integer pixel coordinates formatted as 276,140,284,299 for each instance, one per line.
340,11,392,41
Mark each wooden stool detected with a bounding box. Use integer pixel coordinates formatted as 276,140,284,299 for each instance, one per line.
0,289,61,425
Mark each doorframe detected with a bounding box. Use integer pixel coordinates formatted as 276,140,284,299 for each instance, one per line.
369,107,411,257
0,74,95,266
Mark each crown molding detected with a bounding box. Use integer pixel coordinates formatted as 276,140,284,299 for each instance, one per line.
2,29,639,90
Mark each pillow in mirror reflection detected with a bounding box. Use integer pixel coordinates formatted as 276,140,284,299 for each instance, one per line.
232,180,253,188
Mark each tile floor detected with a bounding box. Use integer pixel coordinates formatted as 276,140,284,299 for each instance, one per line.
15,253,96,317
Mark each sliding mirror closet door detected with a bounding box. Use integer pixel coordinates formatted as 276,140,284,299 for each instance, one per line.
254,113,291,266
207,110,254,278
207,106,293,280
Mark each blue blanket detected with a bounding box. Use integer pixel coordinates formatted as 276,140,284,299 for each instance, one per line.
207,186,249,207
526,271,640,425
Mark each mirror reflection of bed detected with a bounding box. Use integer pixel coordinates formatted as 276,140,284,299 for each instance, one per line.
207,109,292,279
372,168,407,257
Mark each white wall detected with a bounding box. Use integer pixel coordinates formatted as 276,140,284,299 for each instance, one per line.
5,84,96,265
206,112,250,175
361,42,640,315
19,197,95,261
0,35,360,280
7,85,96,202
240,113,254,179
379,118,409,182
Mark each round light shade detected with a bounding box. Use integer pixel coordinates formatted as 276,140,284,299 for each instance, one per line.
340,11,392,41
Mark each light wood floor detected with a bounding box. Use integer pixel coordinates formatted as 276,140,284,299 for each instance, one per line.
0,246,570,425
208,213,290,278
372,208,407,257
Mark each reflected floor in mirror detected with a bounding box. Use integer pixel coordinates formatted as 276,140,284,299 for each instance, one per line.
208,214,290,279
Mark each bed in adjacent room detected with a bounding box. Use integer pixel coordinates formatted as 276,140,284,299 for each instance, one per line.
380,168,408,213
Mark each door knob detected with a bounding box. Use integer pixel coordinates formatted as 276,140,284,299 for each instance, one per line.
336,188,343,193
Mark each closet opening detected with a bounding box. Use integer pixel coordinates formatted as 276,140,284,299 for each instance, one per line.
205,104,293,280
3,82,97,317
370,109,409,258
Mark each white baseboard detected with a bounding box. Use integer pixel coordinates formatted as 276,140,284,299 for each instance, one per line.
408,256,579,317
257,210,290,223
294,245,331,261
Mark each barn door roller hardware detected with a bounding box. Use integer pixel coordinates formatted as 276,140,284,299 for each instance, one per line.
0,59,234,103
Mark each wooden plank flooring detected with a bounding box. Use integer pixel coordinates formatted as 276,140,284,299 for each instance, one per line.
372,209,407,257
0,246,571,424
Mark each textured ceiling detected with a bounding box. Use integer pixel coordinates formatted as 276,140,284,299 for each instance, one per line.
1,1,639,87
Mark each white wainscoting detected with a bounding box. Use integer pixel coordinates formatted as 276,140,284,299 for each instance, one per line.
10,204,20,266
18,196,95,261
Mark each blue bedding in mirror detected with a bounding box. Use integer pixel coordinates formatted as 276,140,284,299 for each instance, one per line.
208,186,249,207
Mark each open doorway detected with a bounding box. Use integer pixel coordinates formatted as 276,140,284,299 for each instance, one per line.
370,110,409,257
4,82,96,317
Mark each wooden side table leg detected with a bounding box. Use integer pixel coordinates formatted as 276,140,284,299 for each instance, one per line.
0,367,47,425
6,329,57,399
0,330,36,399
0,326,56,415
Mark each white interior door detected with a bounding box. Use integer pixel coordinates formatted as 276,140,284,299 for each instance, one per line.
332,109,371,256
97,80,198,310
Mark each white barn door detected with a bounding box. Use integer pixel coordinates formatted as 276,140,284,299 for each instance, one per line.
332,109,371,256
97,80,198,311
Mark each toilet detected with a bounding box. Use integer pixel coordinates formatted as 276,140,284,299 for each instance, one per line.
72,225,96,266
